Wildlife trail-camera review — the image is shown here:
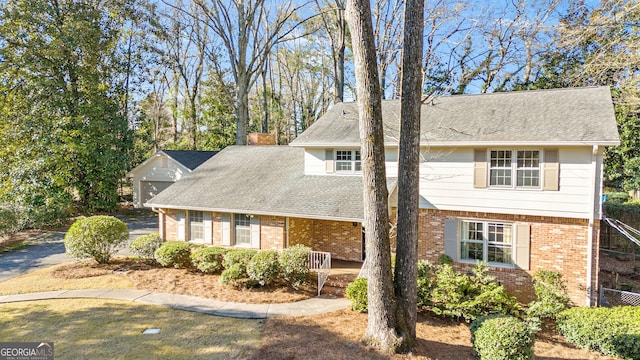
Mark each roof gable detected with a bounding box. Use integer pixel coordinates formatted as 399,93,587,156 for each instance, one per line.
146,146,394,220
128,150,217,177
290,86,620,147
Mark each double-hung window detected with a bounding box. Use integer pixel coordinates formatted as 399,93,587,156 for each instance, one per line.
234,213,252,246
335,150,361,173
460,220,513,265
489,150,540,188
188,211,204,242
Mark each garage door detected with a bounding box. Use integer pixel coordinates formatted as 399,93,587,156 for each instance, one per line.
140,181,174,207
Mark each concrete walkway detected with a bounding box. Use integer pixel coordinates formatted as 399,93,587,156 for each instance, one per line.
0,289,350,319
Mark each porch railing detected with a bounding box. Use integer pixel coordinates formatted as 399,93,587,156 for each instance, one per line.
309,251,331,296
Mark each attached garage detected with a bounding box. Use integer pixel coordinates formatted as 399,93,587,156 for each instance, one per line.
127,150,217,208
140,181,174,206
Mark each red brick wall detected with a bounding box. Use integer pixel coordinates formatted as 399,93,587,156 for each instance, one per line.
261,216,286,250
289,218,313,247
416,208,596,305
310,219,362,262
163,209,178,241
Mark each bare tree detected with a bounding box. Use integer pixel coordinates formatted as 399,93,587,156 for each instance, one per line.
345,0,400,352
315,0,347,102
194,0,310,145
394,0,424,350
372,0,404,99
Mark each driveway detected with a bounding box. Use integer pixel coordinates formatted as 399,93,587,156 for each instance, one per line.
0,209,158,283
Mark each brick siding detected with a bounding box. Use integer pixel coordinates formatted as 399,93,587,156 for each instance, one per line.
159,206,597,305
415,208,597,305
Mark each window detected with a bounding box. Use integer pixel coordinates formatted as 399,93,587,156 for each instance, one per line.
489,150,540,188
188,211,204,241
234,213,251,246
335,150,361,173
460,220,513,265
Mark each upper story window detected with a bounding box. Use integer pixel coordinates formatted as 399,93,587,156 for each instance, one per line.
335,150,361,173
489,150,540,188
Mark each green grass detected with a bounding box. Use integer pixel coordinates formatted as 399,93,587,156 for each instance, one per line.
0,299,263,359
0,240,26,253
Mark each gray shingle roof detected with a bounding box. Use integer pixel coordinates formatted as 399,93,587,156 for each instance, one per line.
146,146,393,221
162,150,218,170
290,86,620,147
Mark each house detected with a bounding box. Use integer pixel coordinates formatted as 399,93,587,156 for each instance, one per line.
146,86,620,306
128,150,217,208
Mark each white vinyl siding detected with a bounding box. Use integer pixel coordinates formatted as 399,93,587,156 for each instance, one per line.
419,147,597,219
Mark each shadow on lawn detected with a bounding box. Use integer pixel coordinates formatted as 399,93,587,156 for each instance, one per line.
0,299,261,360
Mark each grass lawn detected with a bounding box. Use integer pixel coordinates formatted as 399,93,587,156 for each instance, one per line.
0,299,263,360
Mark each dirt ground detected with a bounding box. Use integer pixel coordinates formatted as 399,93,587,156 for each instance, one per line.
48,258,615,360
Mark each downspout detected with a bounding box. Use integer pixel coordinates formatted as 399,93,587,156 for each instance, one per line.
586,145,600,307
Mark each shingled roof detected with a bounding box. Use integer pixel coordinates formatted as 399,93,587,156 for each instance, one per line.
162,150,218,171
146,146,394,221
290,86,619,147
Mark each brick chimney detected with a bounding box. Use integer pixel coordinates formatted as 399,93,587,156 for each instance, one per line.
247,133,276,145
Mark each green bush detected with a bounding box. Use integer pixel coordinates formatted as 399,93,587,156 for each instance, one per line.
345,277,368,312
0,208,18,236
279,244,311,287
605,192,631,204
417,260,436,308
438,253,453,265
429,263,521,322
191,247,228,273
527,270,570,322
154,241,193,268
129,233,163,260
557,306,640,359
247,250,281,286
220,249,257,286
471,315,534,360
63,215,129,264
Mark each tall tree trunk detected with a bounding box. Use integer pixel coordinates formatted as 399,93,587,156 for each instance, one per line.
345,0,400,352
394,0,424,351
262,62,270,133
236,75,249,145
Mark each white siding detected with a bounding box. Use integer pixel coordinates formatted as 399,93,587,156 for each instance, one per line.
304,147,399,176
130,154,189,207
304,149,327,175
418,147,597,219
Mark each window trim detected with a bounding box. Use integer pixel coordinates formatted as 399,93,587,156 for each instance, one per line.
233,213,252,247
187,210,204,242
488,149,542,190
459,219,515,268
334,149,362,174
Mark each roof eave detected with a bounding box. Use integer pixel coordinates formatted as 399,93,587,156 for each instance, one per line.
146,204,364,222
289,140,621,148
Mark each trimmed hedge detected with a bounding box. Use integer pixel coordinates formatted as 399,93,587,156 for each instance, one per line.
279,244,311,287
345,277,368,312
471,315,534,360
129,233,163,260
63,215,129,264
247,250,281,286
220,249,257,286
191,247,228,273
154,241,193,269
556,306,640,359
